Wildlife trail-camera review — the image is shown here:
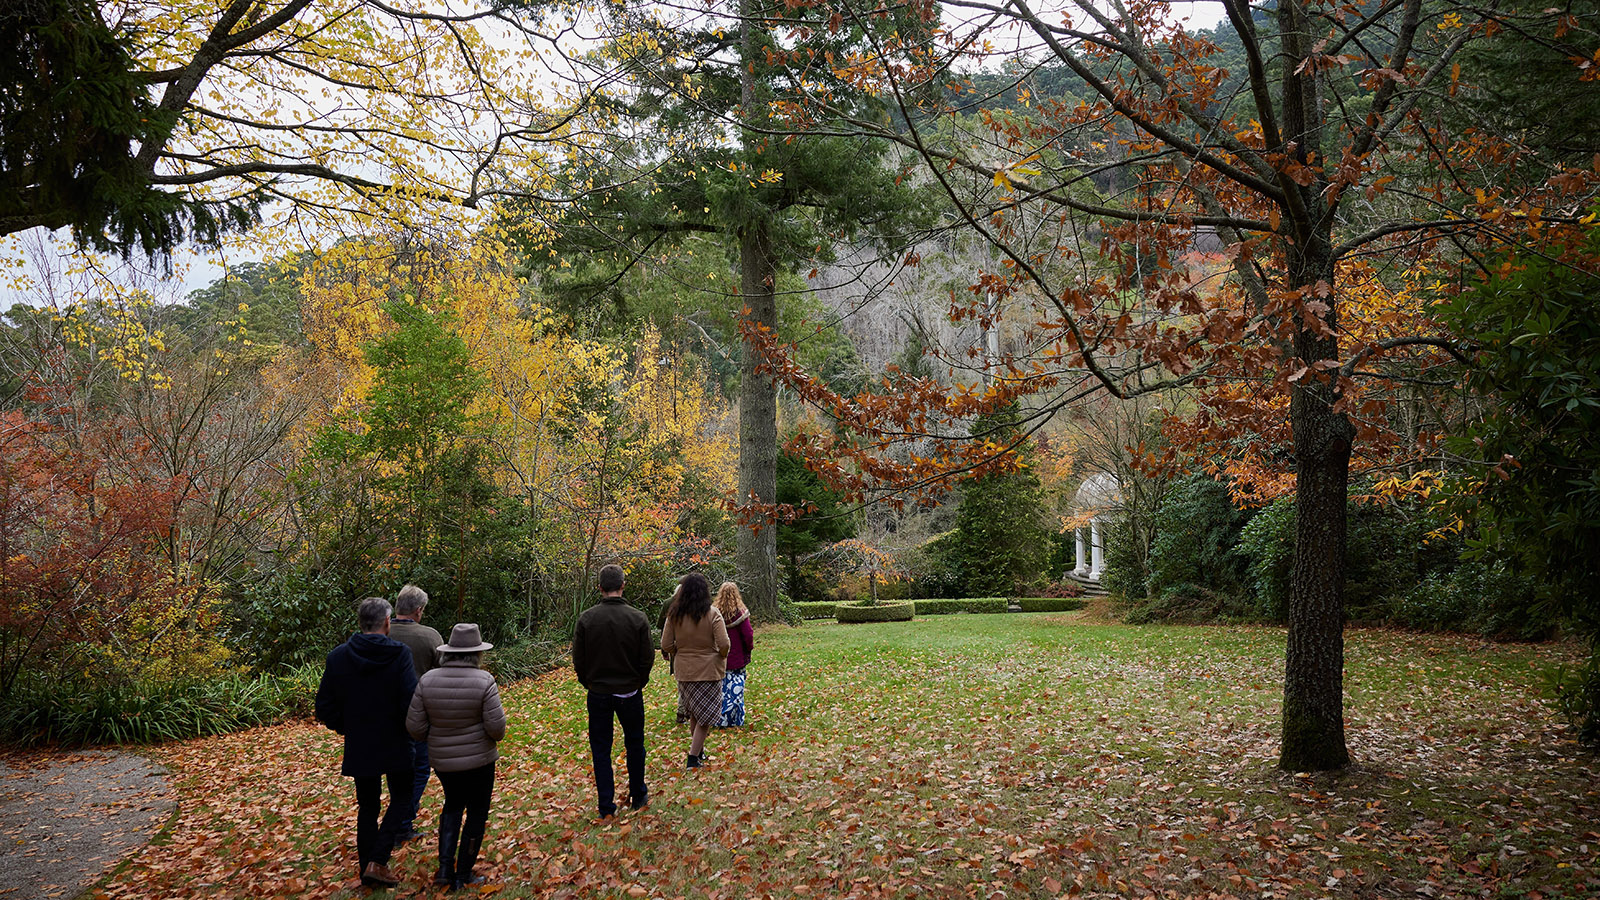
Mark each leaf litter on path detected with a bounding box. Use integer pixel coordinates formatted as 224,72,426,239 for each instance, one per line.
88,618,1600,899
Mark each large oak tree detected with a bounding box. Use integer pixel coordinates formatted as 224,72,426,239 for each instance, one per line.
771,0,1600,769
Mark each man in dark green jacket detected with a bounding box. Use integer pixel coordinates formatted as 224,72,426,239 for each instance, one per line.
571,564,655,818
315,596,416,888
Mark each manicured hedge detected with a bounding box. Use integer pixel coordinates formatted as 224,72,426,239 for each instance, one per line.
914,598,1009,615
836,600,915,623
796,601,840,620
1013,597,1087,613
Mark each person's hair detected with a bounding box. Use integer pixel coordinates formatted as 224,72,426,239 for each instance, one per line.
714,582,747,621
598,564,625,594
440,650,483,667
357,597,392,632
395,584,428,615
668,573,712,624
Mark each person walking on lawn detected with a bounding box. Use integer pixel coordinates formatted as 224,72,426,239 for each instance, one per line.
572,564,656,818
661,573,729,768
314,596,417,889
714,581,754,727
407,623,506,891
389,583,444,842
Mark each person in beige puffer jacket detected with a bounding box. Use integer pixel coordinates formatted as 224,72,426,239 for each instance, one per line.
407,623,506,891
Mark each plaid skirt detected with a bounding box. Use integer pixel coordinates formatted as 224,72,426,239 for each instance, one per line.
676,679,723,727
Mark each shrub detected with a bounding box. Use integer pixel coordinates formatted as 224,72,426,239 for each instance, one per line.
1546,656,1600,748
1099,518,1147,601
772,592,805,627
1031,580,1084,599
835,600,914,623
913,598,1008,615
795,601,839,620
1123,586,1249,625
233,568,362,670
1386,559,1547,639
0,665,320,747
1143,475,1254,605
1233,491,1533,632
483,637,567,683
905,532,966,599
1014,597,1086,613
1236,498,1298,621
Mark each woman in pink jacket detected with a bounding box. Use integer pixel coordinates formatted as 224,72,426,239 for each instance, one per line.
660,573,729,768
714,582,754,727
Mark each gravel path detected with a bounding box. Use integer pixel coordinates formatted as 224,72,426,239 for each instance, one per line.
0,751,174,900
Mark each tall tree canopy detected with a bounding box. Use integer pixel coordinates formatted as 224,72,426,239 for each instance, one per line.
1,0,587,258
518,0,931,618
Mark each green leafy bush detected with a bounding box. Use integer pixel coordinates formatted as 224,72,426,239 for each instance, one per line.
835,601,915,623
1234,491,1525,632
484,638,568,683
913,598,1008,615
772,592,804,627
1014,597,1086,613
1032,580,1085,599
1546,657,1600,748
1235,497,1300,622
1143,475,1255,606
1387,559,1547,639
0,665,320,747
905,531,966,599
796,601,840,620
233,569,357,670
1099,518,1146,601
1123,587,1250,625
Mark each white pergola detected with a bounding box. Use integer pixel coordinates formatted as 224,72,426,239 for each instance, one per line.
1071,472,1121,582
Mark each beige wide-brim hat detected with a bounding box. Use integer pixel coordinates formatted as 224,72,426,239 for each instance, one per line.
437,623,493,653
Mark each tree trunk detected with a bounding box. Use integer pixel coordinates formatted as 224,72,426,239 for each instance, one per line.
1279,234,1353,771
1282,377,1352,770
733,0,780,621
736,221,780,620
1274,0,1352,773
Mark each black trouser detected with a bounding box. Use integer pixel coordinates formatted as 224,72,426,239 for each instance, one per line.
435,763,496,880
587,691,647,816
352,768,414,878
405,738,430,830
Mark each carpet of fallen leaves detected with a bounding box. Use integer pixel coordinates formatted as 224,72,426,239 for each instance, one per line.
89,616,1598,899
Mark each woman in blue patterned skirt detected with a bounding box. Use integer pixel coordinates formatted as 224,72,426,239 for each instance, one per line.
714,582,754,727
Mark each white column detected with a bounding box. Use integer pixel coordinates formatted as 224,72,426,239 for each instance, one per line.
1088,517,1105,580
1073,526,1087,576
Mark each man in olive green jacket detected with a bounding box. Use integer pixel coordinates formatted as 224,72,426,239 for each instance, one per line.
390,584,443,841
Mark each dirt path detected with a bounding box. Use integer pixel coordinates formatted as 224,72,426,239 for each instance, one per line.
0,751,174,900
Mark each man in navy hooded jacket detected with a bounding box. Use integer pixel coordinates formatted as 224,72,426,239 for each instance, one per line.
316,596,418,888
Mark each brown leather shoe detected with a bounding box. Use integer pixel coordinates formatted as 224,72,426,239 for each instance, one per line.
362,862,400,887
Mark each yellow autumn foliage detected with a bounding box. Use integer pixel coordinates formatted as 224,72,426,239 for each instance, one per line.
297,226,734,566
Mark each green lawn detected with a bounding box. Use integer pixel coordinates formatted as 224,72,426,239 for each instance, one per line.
104,613,1597,899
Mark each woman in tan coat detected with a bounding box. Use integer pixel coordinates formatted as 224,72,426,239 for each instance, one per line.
407,624,506,891
660,573,729,768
